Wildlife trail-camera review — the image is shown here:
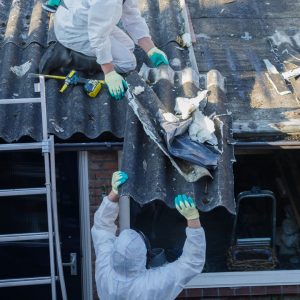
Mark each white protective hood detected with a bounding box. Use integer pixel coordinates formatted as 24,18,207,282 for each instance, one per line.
111,229,147,280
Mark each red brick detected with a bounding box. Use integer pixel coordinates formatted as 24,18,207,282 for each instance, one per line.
266,285,282,295
282,285,299,295
233,286,251,296
179,288,203,298
88,150,119,299
250,286,267,295
218,287,235,296
202,288,219,297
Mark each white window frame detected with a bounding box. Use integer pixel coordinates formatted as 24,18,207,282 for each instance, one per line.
186,270,300,288
117,193,300,288
78,151,93,300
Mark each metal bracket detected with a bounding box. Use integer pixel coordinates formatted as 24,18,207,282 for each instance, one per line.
42,139,51,153
62,253,77,276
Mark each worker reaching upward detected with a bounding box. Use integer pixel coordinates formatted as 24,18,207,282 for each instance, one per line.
91,171,206,300
40,0,169,100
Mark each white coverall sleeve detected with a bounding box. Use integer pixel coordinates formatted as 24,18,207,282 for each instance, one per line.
88,0,120,65
146,227,206,299
91,196,119,275
121,0,151,44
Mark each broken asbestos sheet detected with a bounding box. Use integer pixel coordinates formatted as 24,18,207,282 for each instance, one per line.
268,32,300,99
121,70,235,213
124,73,211,182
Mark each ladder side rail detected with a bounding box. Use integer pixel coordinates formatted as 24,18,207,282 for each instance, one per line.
0,98,41,104
49,136,68,300
40,76,49,141
44,150,57,300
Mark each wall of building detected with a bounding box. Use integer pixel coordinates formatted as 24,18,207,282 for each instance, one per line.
86,150,300,299
88,150,119,300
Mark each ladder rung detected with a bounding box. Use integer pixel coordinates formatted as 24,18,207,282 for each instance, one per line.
0,232,49,243
0,276,57,288
0,188,47,197
0,98,41,105
0,142,44,152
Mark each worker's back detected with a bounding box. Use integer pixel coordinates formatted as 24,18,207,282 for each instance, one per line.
95,228,205,300
54,0,122,57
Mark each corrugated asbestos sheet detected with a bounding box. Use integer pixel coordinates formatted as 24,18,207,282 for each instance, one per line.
188,0,300,139
0,0,235,213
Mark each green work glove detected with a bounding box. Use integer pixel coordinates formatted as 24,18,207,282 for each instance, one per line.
147,47,169,67
105,71,128,100
111,171,128,194
175,194,199,220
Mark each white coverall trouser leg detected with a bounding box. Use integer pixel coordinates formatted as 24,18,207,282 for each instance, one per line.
110,27,137,73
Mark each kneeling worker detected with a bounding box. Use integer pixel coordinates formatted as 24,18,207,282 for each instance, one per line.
91,171,206,300
40,0,169,100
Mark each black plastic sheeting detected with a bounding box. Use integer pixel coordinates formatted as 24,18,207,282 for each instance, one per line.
0,0,235,213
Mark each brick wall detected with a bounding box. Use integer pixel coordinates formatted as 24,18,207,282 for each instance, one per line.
177,286,300,299
87,150,300,300
88,150,118,300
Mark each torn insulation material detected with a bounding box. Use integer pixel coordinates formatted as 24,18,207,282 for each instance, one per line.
175,90,208,119
189,110,218,145
10,60,32,77
133,86,145,95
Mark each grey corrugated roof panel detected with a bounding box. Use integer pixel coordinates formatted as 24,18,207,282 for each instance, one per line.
0,0,188,142
189,1,300,139
121,71,235,214
0,0,235,213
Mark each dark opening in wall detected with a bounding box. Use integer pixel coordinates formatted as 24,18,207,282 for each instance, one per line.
0,151,82,299
131,149,300,273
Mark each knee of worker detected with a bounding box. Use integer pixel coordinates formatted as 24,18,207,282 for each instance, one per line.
113,53,137,73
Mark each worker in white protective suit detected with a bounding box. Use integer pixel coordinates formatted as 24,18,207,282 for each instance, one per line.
91,171,206,300
40,0,169,100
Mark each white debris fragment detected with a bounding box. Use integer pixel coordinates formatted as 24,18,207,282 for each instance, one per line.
139,63,175,85
195,33,210,39
170,58,181,68
241,32,252,40
13,93,19,97
132,86,145,95
62,117,68,121
49,119,64,133
163,112,179,123
175,90,208,119
182,33,192,47
269,30,292,47
143,160,147,172
10,60,32,77
189,110,217,145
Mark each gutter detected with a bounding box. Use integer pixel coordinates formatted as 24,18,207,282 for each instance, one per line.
55,140,300,151
55,142,123,151
235,141,300,149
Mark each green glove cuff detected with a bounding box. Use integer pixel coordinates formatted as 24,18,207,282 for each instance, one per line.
105,71,128,100
111,171,128,194
147,47,169,67
175,194,199,220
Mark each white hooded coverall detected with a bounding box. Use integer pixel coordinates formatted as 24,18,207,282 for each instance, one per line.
91,197,206,300
54,0,151,73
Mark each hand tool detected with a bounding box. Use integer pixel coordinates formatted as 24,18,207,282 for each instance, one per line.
29,70,105,98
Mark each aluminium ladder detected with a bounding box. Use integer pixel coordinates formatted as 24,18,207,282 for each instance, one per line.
0,76,67,300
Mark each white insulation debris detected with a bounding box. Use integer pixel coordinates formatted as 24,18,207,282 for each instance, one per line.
189,110,218,145
10,60,32,77
174,90,208,119
132,86,145,95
